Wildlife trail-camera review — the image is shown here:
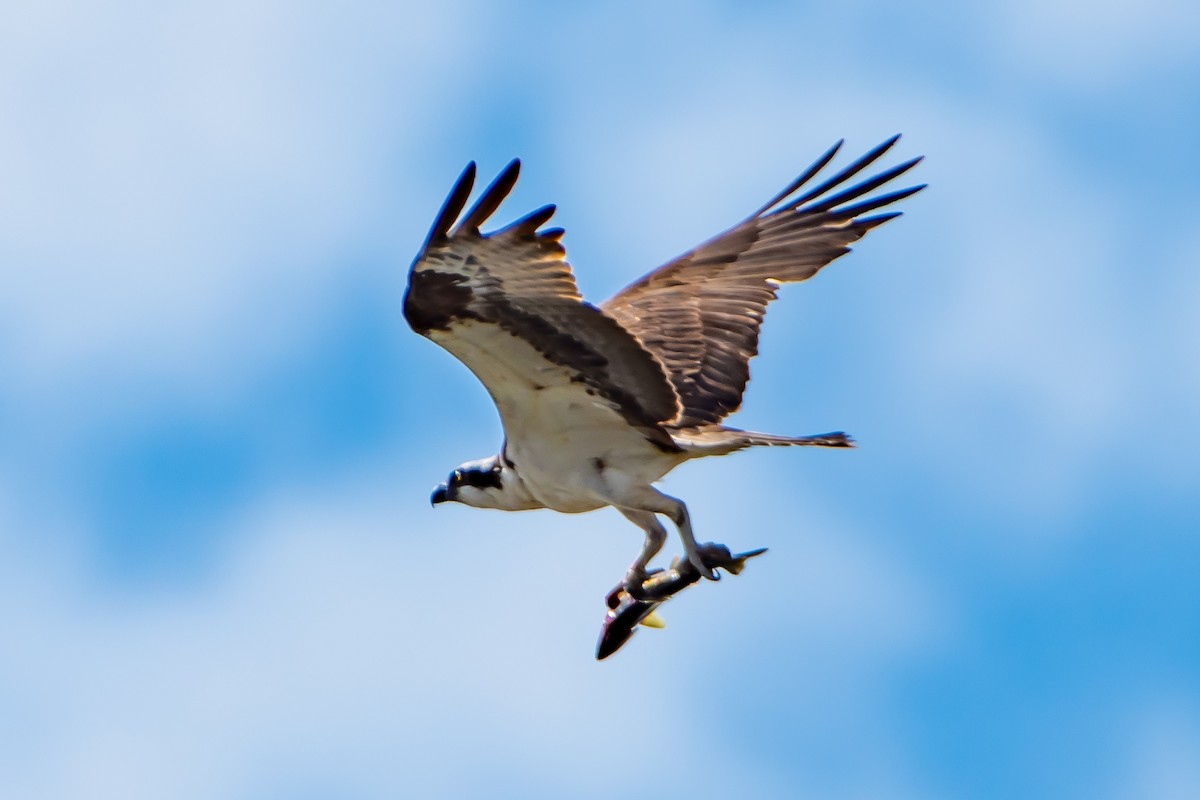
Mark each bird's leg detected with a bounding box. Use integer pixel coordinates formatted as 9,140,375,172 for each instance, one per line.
653,492,717,582
608,509,667,603
620,488,716,582
584,472,718,584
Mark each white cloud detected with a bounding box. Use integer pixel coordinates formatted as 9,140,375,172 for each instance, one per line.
1113,694,1200,800
1,4,1196,796
898,118,1137,519
0,0,479,397
0,455,947,799
986,0,1200,92
1136,229,1200,491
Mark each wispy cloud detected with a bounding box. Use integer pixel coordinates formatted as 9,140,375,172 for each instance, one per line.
2,1,1198,798
0,466,945,799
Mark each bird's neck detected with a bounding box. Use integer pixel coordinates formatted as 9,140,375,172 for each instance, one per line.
495,461,543,511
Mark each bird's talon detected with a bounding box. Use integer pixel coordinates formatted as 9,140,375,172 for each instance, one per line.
687,553,718,581
611,566,662,603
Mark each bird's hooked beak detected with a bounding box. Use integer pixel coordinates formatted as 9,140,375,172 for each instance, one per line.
430,483,451,507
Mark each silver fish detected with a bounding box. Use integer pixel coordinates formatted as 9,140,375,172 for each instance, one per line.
596,543,768,660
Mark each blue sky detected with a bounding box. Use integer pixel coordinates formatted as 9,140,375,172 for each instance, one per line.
2,1,1199,798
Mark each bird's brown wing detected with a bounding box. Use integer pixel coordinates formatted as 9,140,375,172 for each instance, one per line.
405,160,681,449
602,136,924,427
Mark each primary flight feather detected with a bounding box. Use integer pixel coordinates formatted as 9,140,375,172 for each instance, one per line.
405,137,924,597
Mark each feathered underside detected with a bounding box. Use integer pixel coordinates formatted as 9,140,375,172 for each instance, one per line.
602,135,925,427
403,159,682,450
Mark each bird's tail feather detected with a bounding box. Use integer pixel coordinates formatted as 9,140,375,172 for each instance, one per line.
670,425,854,456
736,430,854,448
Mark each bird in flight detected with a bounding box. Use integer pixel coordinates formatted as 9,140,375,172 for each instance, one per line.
405,136,923,602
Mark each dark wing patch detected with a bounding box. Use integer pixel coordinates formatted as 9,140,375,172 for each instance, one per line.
404,160,681,436
603,136,925,427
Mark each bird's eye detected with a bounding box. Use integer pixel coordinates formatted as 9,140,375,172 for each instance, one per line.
452,469,463,483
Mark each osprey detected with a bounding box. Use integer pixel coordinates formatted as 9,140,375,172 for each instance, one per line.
405,137,923,598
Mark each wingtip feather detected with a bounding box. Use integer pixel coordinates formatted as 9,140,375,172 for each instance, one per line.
750,139,846,218
424,161,477,247
458,158,522,234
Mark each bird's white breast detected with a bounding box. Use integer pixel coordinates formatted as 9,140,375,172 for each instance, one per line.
432,320,683,513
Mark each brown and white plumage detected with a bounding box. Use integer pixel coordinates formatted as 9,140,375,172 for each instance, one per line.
604,136,922,428
407,137,923,593
405,159,682,453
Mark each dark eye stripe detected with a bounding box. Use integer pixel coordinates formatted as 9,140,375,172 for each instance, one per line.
455,465,502,491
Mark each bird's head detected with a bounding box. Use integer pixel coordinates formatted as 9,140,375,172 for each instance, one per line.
431,455,533,510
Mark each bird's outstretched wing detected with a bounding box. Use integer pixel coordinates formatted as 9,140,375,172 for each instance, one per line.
603,136,925,428
405,160,681,449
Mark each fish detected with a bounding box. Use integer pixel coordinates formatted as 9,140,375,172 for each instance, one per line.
596,544,769,660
